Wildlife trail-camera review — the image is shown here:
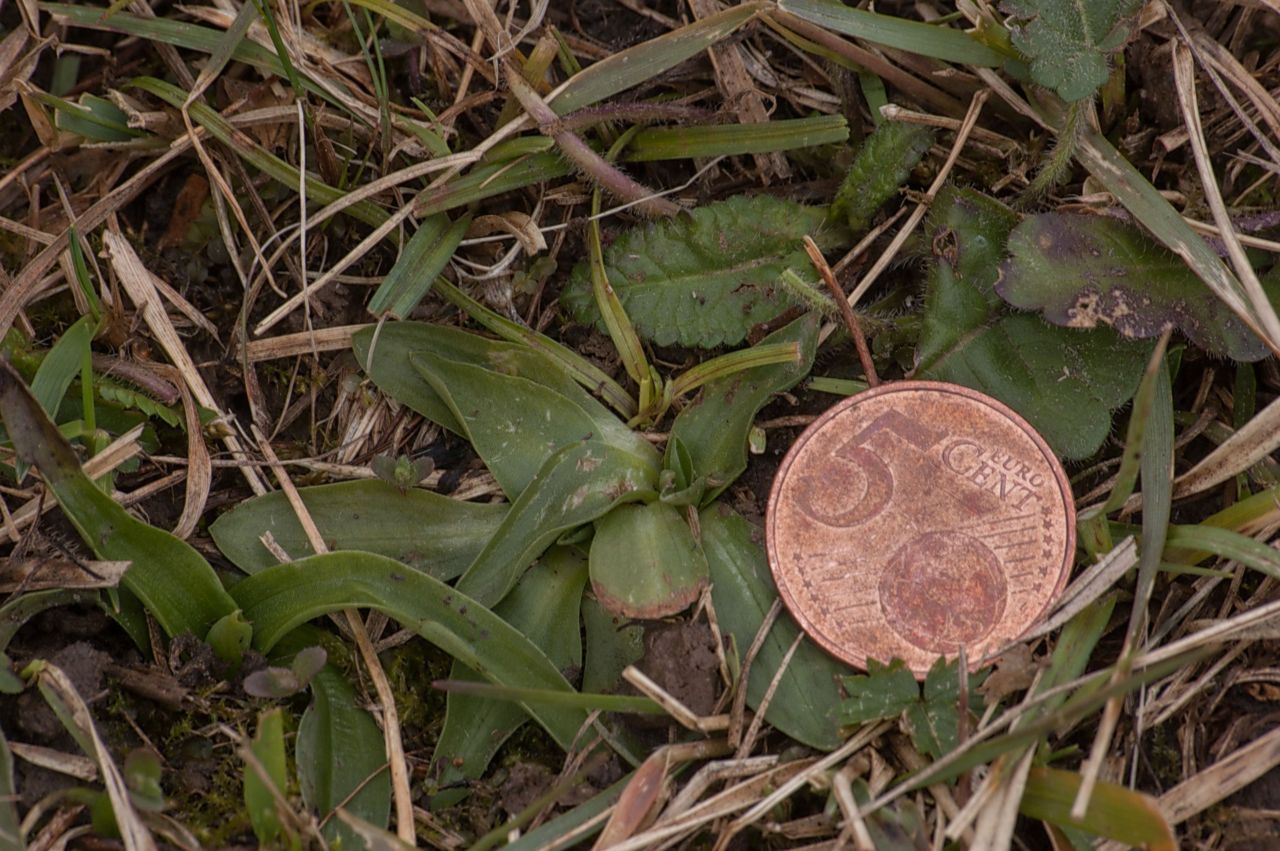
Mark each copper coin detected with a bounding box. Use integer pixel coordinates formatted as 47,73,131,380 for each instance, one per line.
766,381,1075,678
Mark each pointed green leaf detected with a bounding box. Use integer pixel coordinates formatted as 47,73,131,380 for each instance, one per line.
297,666,391,849
209,480,506,580
455,440,657,609
1020,767,1176,849
231,551,591,749
562,196,846,348
837,659,919,726
0,361,236,638
431,547,589,807
368,213,471,319
245,708,289,847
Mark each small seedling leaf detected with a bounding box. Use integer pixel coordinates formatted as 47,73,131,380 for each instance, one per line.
1002,0,1142,102
562,195,845,348
589,501,708,619
245,709,289,846
998,212,1278,361
205,609,252,667
209,480,506,580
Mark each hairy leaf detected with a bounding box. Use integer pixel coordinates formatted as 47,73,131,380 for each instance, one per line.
210,480,506,580
914,192,1150,459
1003,0,1142,102
832,121,934,233
997,212,1277,362
589,501,707,618
562,195,845,348
701,503,851,750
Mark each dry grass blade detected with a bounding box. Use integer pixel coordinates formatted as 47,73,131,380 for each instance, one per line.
591,749,670,849
32,663,157,851
0,559,128,591
102,230,266,495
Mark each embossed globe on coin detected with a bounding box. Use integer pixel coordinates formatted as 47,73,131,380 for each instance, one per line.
766,381,1075,678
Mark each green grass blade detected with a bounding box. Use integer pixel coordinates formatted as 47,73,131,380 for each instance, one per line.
1164,525,1280,580
777,0,1003,66
1020,767,1175,850
1098,331,1171,514
188,0,258,103
230,551,592,750
1128,358,1174,641
367,213,470,318
622,115,848,161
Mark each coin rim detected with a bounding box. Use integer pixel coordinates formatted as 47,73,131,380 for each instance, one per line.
765,380,1077,675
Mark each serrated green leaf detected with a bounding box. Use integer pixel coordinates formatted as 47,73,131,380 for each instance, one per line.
210,480,506,580
562,195,846,348
997,212,1277,362
905,657,977,759
701,503,851,750
96,378,180,428
589,501,707,619
1003,0,1142,101
668,314,817,502
837,659,918,725
431,547,588,808
832,121,934,233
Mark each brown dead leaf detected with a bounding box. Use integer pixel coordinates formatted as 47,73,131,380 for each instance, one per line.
978,644,1039,705
592,749,670,849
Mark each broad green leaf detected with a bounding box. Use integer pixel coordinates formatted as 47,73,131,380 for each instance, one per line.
581,595,645,694
431,548,589,807
701,503,851,750
922,316,1150,460
562,195,846,348
914,186,1156,465
914,186,1019,372
831,121,934,233
1020,767,1176,850
209,480,506,580
998,212,1277,362
669,314,817,501
0,361,236,638
231,552,591,748
455,440,657,609
354,322,653,469
1003,0,1142,102
367,213,471,319
244,708,290,847
589,502,707,618
836,659,918,725
411,350,654,498
777,0,1004,66
297,665,391,849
